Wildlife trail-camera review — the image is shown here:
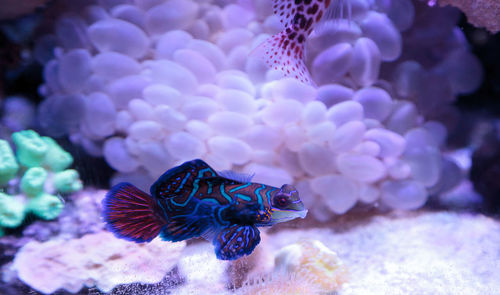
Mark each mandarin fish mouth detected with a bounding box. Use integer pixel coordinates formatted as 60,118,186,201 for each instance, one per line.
270,209,308,224
298,209,308,219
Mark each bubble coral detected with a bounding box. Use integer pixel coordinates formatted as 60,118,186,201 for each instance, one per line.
34,0,478,218
0,130,83,235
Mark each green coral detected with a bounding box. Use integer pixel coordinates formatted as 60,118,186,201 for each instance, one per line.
54,169,83,193
0,193,25,228
27,193,64,220
0,130,83,235
41,137,73,172
0,140,19,185
21,167,48,197
12,130,48,168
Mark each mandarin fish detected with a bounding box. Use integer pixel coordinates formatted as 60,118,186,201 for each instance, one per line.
252,0,351,84
102,159,307,260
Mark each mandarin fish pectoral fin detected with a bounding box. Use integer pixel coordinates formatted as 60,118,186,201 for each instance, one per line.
213,224,261,260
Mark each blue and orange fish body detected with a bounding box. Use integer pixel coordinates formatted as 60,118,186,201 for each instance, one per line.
102,159,307,260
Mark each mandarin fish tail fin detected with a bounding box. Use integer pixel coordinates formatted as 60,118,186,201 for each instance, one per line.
102,182,167,243
250,29,314,85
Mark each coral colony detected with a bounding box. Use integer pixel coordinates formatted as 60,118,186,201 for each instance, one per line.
34,0,481,219
0,130,82,236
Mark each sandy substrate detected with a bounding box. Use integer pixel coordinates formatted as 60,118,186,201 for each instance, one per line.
176,211,500,294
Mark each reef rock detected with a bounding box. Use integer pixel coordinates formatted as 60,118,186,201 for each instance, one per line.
436,0,500,33
11,231,185,294
0,0,49,20
274,240,348,292
22,189,106,241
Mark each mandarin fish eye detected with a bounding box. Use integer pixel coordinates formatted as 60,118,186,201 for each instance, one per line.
272,184,299,208
279,184,299,200
274,194,290,208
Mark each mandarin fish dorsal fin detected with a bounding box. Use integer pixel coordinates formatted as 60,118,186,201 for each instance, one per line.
150,159,218,198
213,224,261,260
217,170,254,183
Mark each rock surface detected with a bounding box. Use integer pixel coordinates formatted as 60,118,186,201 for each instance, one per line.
436,0,500,33
0,0,49,20
11,231,185,294
270,212,500,295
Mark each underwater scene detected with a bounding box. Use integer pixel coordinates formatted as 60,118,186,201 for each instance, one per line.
0,0,499,294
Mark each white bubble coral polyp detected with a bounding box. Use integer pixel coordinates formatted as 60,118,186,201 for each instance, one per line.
37,0,461,216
